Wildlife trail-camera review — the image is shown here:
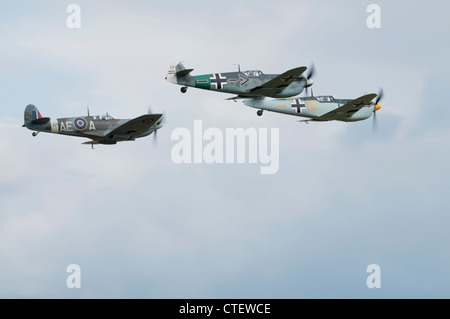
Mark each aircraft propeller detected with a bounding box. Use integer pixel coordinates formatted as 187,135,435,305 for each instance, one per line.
373,88,383,132
148,105,165,144
304,63,315,97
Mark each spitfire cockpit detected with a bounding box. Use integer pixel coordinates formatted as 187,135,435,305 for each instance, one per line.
92,114,115,120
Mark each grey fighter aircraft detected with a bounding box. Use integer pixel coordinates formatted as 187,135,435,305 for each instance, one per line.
23,104,164,147
165,62,315,99
243,89,384,129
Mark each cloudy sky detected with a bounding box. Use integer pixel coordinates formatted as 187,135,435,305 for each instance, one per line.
1,0,449,298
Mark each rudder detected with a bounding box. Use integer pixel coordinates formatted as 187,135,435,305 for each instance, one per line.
24,104,43,124
23,104,50,127
166,62,193,84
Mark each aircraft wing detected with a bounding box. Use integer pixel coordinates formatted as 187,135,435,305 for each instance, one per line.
317,94,377,121
77,114,163,141
106,114,163,137
248,66,307,96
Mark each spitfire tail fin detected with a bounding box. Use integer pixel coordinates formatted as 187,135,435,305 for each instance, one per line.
24,104,43,124
23,104,50,127
166,61,194,84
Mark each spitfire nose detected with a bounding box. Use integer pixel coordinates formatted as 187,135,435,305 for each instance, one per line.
306,79,314,87
375,104,381,111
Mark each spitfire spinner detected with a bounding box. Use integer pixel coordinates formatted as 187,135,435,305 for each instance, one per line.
165,62,315,99
23,104,164,147
243,89,384,130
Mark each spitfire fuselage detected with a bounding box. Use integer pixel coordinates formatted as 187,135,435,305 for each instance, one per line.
24,115,158,144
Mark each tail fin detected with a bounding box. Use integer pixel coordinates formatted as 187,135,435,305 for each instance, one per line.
166,61,194,83
23,104,49,126
24,104,42,124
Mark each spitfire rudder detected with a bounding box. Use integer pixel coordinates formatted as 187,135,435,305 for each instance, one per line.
24,104,42,124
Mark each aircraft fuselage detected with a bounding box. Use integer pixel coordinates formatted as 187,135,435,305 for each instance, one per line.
244,96,376,122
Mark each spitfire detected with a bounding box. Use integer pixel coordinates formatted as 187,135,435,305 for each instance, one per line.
166,62,315,99
23,104,164,147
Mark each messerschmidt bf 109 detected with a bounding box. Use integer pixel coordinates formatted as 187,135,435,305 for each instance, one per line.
243,89,384,130
165,61,315,99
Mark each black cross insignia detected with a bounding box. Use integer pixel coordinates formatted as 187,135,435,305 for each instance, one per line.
210,73,227,90
291,99,305,113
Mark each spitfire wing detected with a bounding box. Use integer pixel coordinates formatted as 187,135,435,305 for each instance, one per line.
248,66,307,96
317,94,377,121
106,114,163,137
77,114,163,142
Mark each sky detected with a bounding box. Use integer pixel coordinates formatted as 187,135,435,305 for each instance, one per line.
0,0,449,298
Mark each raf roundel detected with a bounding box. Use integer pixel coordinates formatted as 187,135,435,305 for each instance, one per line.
73,117,88,131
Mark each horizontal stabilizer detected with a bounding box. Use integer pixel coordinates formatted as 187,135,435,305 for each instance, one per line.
176,68,194,76
30,117,50,125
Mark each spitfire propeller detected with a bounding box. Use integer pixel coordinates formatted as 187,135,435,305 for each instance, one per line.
372,88,383,132
148,106,165,144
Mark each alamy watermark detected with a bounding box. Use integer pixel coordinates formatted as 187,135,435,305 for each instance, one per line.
66,4,81,29
66,264,81,289
366,4,381,29
171,120,280,174
366,264,381,289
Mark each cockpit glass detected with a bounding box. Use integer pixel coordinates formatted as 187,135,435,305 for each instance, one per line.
94,114,114,120
316,96,334,102
244,70,262,77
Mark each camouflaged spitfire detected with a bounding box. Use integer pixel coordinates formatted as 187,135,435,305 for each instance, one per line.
23,104,163,147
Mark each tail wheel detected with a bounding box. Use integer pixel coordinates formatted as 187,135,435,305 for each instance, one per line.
181,87,187,93
257,110,263,116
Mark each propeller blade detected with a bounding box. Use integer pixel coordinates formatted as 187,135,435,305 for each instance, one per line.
303,63,315,97
153,128,159,145
306,63,315,80
148,105,165,145
373,111,378,132
375,88,384,105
